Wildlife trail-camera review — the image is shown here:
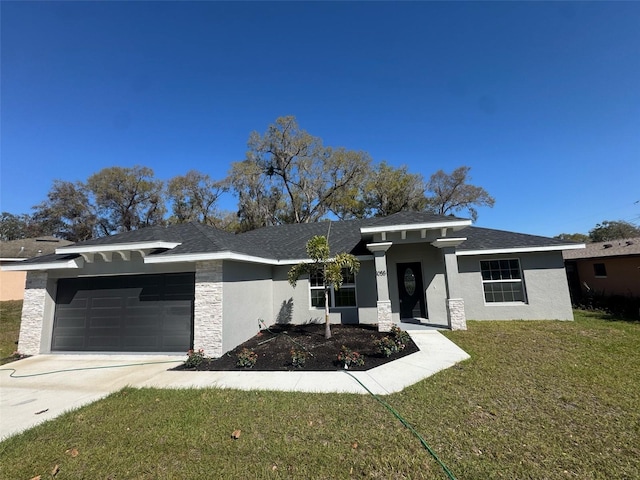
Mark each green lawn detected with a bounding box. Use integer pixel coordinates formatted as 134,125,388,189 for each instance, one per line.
1,308,638,479
0,300,21,364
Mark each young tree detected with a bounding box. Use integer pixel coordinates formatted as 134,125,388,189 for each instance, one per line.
288,234,360,339
425,166,495,221
167,170,227,225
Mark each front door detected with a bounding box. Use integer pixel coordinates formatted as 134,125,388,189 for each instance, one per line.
396,262,426,319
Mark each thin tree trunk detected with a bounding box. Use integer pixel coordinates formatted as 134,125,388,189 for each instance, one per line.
324,286,331,339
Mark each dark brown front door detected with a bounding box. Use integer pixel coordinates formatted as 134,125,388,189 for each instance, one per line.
396,262,426,319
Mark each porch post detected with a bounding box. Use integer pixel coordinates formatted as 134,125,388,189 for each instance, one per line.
367,242,393,332
441,247,467,331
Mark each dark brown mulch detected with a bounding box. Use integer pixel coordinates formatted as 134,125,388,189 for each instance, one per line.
174,323,419,372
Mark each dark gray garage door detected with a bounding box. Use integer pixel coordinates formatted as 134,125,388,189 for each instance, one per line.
52,273,194,352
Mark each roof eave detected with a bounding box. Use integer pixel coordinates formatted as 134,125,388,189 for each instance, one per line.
456,243,585,256
0,257,84,271
56,241,181,255
360,219,472,235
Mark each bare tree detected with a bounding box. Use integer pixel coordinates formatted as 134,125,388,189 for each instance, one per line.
425,166,495,221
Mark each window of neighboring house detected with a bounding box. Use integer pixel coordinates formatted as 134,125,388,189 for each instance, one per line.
309,268,357,308
593,263,607,278
480,259,526,303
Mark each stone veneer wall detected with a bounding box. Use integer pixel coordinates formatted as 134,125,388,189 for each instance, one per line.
194,261,223,357
377,300,393,332
447,298,467,331
17,272,48,356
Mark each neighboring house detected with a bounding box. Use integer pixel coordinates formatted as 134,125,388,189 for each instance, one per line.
563,237,640,299
2,212,583,357
0,237,73,301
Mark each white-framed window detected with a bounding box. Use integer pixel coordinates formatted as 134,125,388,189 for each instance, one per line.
309,268,357,308
480,259,526,303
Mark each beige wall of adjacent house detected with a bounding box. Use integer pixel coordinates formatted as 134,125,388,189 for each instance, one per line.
575,256,640,297
458,251,574,321
0,270,26,301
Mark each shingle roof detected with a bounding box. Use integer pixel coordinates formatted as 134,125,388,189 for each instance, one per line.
365,211,467,227
9,213,583,267
562,237,640,260
0,237,73,260
457,226,580,252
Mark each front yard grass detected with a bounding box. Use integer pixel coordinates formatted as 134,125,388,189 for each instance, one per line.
0,308,638,479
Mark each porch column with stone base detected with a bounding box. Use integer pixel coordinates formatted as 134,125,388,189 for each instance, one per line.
367,242,394,333
432,241,468,331
377,300,393,332
447,298,467,331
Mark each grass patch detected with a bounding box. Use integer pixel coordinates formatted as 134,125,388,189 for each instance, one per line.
0,300,21,364
1,310,639,479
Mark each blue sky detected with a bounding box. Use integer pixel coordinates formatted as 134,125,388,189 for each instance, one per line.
1,1,638,237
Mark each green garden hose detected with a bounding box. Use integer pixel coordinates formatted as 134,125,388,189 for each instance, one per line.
0,360,183,378
343,370,457,480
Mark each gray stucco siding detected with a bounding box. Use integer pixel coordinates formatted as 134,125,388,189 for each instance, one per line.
458,251,574,320
222,260,273,353
384,243,449,325
271,263,373,326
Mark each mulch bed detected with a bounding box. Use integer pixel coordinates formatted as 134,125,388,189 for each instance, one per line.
173,323,419,372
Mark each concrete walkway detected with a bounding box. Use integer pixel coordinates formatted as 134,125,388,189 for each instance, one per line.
0,330,469,441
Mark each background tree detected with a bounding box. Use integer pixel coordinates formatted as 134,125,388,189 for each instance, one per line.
554,232,590,243
167,170,227,225
425,166,495,221
0,212,43,241
32,180,97,242
589,220,640,242
87,166,166,235
232,116,370,227
363,162,426,217
288,234,360,339
228,159,285,231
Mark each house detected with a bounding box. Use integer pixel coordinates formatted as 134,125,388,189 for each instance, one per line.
563,237,640,299
2,212,583,357
0,237,73,301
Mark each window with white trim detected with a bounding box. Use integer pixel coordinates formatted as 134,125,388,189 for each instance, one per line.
309,268,357,308
480,259,526,303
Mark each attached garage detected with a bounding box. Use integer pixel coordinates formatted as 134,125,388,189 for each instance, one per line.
51,273,194,352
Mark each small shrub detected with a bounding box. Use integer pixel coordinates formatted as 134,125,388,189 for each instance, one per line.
184,348,205,369
389,325,411,351
236,348,258,368
373,326,411,357
373,336,400,357
337,345,364,369
290,349,308,369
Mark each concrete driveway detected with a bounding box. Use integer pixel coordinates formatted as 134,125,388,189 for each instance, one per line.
0,354,184,441
1,331,470,441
